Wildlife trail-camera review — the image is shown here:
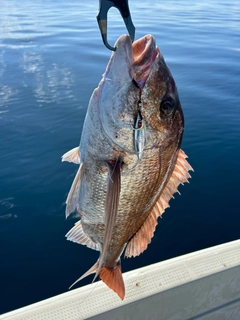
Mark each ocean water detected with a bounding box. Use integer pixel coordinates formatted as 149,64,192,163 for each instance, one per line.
0,0,240,314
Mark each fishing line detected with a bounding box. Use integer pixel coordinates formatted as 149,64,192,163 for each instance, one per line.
77,281,100,315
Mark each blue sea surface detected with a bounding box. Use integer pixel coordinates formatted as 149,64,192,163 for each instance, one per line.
0,0,240,314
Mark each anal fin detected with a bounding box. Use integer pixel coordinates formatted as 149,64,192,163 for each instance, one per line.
125,149,193,258
65,221,99,251
62,147,80,164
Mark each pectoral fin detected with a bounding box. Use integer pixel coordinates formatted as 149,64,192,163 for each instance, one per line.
125,149,193,258
68,158,124,299
95,158,122,280
104,158,122,245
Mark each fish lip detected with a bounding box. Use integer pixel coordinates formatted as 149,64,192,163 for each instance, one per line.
132,34,157,65
112,34,158,89
131,34,159,88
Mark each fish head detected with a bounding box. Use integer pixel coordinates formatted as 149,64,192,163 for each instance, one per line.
132,34,184,149
99,34,184,157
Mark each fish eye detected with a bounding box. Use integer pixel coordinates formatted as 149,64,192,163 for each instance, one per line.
160,96,175,117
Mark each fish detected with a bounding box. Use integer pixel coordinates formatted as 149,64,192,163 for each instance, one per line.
62,34,193,300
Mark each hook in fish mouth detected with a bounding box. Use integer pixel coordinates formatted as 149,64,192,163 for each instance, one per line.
131,78,145,160
99,35,160,158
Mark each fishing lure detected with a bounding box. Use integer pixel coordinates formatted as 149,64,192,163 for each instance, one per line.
133,99,146,160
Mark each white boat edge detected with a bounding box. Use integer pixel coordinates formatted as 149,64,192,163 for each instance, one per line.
1,239,240,320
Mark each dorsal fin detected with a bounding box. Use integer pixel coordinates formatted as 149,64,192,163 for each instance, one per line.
62,147,80,164
65,163,83,218
125,149,193,258
65,221,99,251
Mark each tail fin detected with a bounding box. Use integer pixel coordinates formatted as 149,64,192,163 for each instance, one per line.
69,261,125,300
100,262,125,300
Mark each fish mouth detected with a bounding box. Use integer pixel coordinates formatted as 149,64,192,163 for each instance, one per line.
131,35,159,88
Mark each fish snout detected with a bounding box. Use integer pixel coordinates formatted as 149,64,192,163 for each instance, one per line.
131,35,159,88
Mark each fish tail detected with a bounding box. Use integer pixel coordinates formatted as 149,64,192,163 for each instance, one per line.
69,260,125,300
99,261,125,300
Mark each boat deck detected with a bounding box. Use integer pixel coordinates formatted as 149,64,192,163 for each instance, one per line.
1,240,240,319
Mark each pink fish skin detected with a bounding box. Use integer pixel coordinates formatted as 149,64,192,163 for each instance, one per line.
62,34,193,300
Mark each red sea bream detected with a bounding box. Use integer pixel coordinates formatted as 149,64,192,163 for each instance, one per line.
62,34,193,300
